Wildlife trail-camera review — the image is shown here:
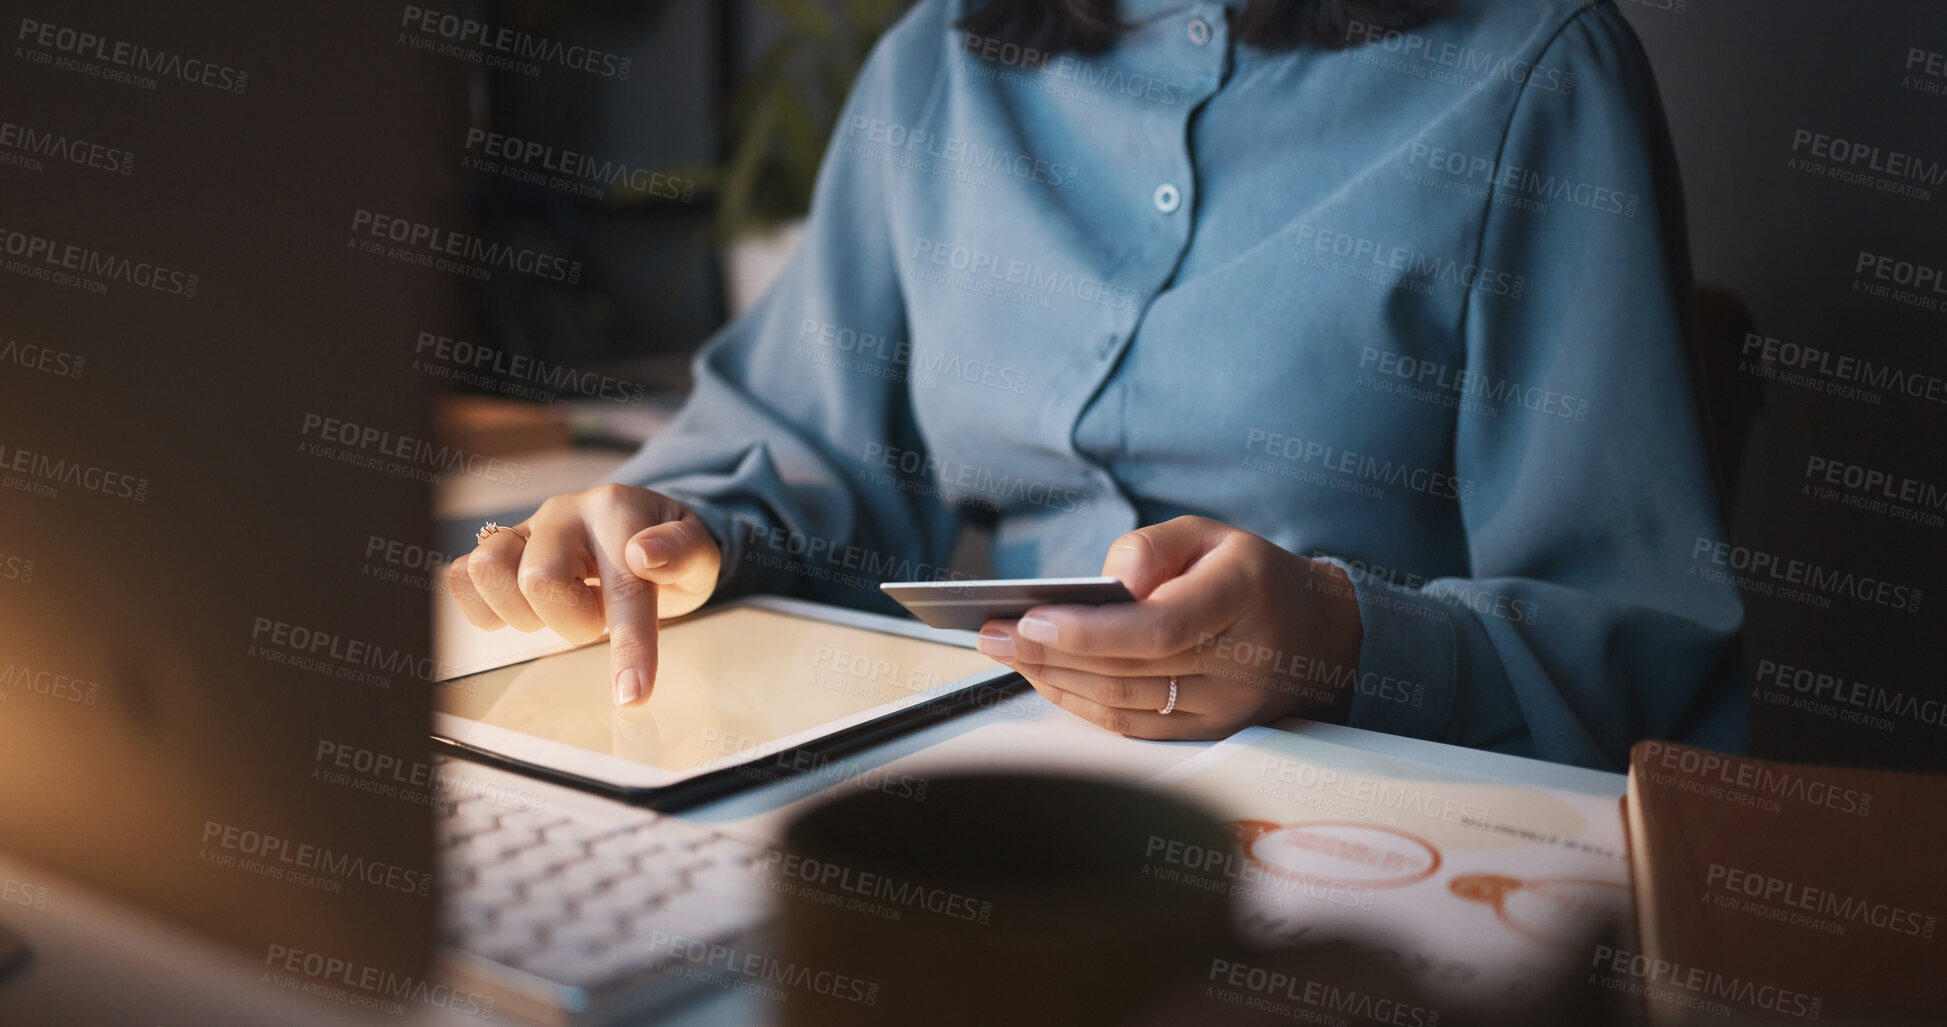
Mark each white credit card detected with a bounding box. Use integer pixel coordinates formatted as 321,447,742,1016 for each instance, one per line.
879,576,1136,630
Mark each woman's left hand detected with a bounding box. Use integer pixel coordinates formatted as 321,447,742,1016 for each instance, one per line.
976,516,1365,740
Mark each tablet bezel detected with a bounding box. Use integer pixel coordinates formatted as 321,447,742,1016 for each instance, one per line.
430,595,1024,809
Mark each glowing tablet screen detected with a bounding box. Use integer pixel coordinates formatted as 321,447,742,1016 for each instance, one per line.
438,605,1000,775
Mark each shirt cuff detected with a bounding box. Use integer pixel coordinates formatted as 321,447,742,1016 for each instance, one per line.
1311,556,1460,742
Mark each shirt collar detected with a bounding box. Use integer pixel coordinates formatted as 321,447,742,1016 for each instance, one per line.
1117,0,1246,21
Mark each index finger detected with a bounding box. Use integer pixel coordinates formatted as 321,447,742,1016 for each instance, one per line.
1017,548,1253,659
587,511,660,707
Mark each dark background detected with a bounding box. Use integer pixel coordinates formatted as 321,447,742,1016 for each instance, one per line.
0,0,1941,983
1621,0,1946,770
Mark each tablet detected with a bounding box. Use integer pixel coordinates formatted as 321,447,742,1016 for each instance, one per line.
432,596,1020,808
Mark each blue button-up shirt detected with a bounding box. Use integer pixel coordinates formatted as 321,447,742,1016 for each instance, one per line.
608,0,1744,770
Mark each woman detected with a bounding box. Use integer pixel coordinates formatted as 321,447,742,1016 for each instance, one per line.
447,0,1742,771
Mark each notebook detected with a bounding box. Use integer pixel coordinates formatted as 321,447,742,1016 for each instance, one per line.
1154,726,1633,1012
1622,740,1946,1025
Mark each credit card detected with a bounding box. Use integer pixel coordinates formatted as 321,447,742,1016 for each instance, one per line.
879,576,1136,631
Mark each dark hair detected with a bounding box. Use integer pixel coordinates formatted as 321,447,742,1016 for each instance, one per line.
957,0,1453,53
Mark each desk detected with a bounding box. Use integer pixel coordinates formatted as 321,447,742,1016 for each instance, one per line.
0,699,1621,1026
0,444,1626,1025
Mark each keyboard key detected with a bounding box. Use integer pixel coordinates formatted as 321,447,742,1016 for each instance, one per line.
561,857,630,893
603,874,682,909
505,846,575,881
485,822,545,849
525,874,602,911
438,820,484,848
542,820,617,846
547,919,625,954
631,848,700,874
591,833,665,862
438,860,478,888
450,798,503,825
492,903,561,936
456,880,523,911
462,828,537,863
569,890,642,920
693,834,768,867
661,828,715,852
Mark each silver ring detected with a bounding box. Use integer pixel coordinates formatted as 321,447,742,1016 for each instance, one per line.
1157,677,1178,715
476,521,529,545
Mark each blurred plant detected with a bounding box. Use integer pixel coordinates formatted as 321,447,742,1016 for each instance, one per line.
499,0,673,30
639,0,913,238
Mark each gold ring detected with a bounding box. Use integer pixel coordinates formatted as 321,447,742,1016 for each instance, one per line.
476,521,529,544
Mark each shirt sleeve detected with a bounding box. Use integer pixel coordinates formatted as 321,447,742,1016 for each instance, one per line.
603,1,960,609
1320,5,1744,770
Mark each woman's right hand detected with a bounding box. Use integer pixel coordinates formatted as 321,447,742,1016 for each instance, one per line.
445,484,722,706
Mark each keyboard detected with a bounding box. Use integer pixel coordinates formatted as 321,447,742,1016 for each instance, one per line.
436,786,774,1014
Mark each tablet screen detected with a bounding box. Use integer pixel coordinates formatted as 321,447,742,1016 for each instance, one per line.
437,604,1000,777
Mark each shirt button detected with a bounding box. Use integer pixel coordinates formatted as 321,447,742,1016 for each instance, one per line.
1153,183,1181,214
1187,19,1212,46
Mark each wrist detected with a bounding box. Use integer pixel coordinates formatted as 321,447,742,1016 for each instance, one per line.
1296,557,1366,719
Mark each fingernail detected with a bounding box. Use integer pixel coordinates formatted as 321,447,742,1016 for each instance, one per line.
615,668,643,705
630,538,669,571
976,629,1014,659
1017,616,1058,644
